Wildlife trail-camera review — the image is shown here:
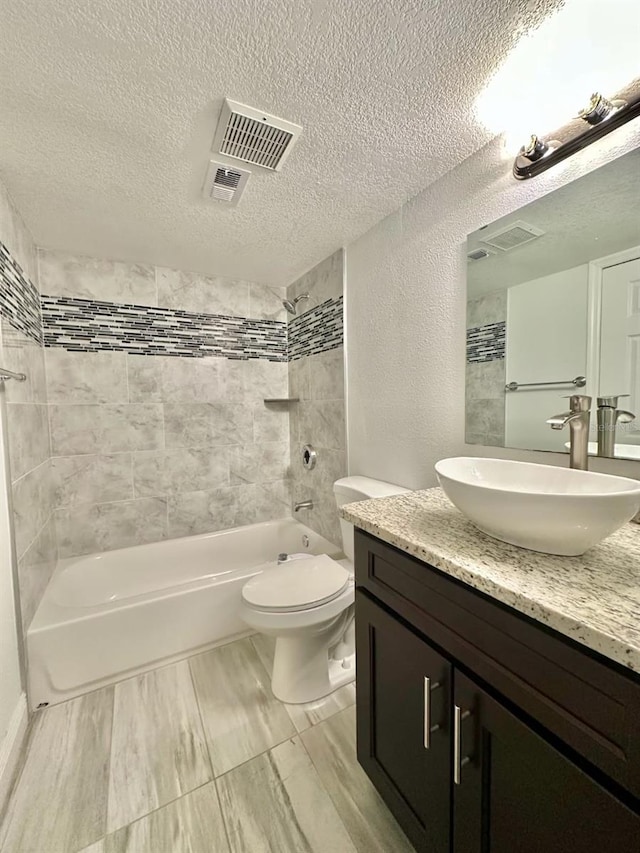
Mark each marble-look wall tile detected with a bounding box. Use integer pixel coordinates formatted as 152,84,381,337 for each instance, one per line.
217,736,356,852
38,250,157,306
45,349,128,404
6,402,50,481
0,181,57,641
107,661,211,832
309,347,345,401
0,184,38,286
253,403,290,443
132,447,229,497
243,359,288,400
286,250,345,547
166,481,289,539
0,326,47,404
12,460,53,559
156,267,249,317
50,403,164,455
55,497,168,558
465,358,506,401
298,399,345,452
287,249,343,308
249,282,287,322
17,515,57,629
467,289,507,328
52,453,133,507
465,398,505,443
104,783,228,853
0,686,113,853
228,441,290,485
127,354,223,403
164,402,252,448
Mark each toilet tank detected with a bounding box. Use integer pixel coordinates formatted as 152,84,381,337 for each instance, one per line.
333,476,410,563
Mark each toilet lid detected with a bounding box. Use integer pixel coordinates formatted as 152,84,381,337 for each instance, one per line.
242,555,350,612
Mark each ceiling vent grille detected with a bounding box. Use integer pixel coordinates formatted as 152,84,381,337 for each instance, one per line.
480,220,545,252
202,161,251,206
213,99,302,171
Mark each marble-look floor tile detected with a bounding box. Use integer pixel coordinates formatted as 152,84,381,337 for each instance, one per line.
1,688,113,853
107,661,212,832
77,842,105,853
190,638,296,776
301,706,413,853
104,783,229,853
217,736,356,853
250,634,356,733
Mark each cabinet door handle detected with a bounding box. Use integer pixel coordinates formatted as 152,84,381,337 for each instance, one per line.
453,704,472,784
423,677,441,749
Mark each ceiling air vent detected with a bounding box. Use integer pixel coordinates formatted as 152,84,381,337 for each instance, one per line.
202,161,251,206
480,220,545,252
212,99,302,171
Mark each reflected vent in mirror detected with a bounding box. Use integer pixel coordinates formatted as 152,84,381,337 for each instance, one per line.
202,161,251,206
480,220,545,252
467,248,493,261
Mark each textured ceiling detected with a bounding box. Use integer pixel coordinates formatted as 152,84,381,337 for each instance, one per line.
1,0,563,285
468,146,640,296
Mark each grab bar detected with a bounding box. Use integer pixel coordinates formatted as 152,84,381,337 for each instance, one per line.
505,375,586,392
0,368,27,383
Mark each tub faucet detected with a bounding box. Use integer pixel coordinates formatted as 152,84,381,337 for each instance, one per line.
596,395,635,458
294,500,313,512
546,394,592,471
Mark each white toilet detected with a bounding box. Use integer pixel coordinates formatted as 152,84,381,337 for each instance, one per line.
240,476,409,704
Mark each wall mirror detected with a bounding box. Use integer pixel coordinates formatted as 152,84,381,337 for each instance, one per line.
466,147,640,461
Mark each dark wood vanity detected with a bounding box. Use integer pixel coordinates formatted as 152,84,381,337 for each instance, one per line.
354,528,640,852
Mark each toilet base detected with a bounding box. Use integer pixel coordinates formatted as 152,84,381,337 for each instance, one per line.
271,633,355,704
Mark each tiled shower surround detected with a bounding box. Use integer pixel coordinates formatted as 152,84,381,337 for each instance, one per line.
287,251,346,545
0,214,346,623
0,188,57,636
38,250,293,558
465,290,506,447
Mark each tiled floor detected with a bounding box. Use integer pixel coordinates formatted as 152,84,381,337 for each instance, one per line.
0,635,413,853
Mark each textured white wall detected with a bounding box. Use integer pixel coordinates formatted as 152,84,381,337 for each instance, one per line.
346,124,640,490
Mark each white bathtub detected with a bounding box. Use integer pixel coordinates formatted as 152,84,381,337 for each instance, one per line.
27,518,340,709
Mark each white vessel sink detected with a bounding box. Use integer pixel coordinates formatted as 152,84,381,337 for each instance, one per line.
435,457,640,556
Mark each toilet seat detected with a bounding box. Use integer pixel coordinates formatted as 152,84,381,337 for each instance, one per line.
242,554,350,613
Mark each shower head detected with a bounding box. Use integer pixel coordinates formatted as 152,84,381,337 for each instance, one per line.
282,293,310,315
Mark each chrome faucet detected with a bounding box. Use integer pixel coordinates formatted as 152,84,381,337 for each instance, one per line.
596,396,635,458
547,394,592,470
294,500,313,512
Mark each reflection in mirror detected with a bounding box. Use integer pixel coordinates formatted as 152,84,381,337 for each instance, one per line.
466,147,640,462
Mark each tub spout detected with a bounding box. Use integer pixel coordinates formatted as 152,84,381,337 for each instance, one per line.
294,500,313,512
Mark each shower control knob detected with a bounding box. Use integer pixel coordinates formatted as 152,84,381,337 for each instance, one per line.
302,445,317,470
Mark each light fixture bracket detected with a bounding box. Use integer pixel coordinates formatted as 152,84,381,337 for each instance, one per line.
513,86,640,180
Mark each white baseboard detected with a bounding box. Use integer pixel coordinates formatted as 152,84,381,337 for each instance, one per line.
0,693,28,816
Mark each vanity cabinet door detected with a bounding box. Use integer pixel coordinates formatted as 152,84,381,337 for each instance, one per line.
452,670,640,853
355,589,451,853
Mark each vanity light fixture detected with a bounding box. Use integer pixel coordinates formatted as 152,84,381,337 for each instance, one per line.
513,87,640,180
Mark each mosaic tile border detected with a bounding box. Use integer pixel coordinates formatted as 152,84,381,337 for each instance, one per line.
466,321,505,364
0,241,42,343
288,296,343,361
42,295,287,361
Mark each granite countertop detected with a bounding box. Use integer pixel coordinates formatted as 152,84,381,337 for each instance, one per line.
340,487,640,673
